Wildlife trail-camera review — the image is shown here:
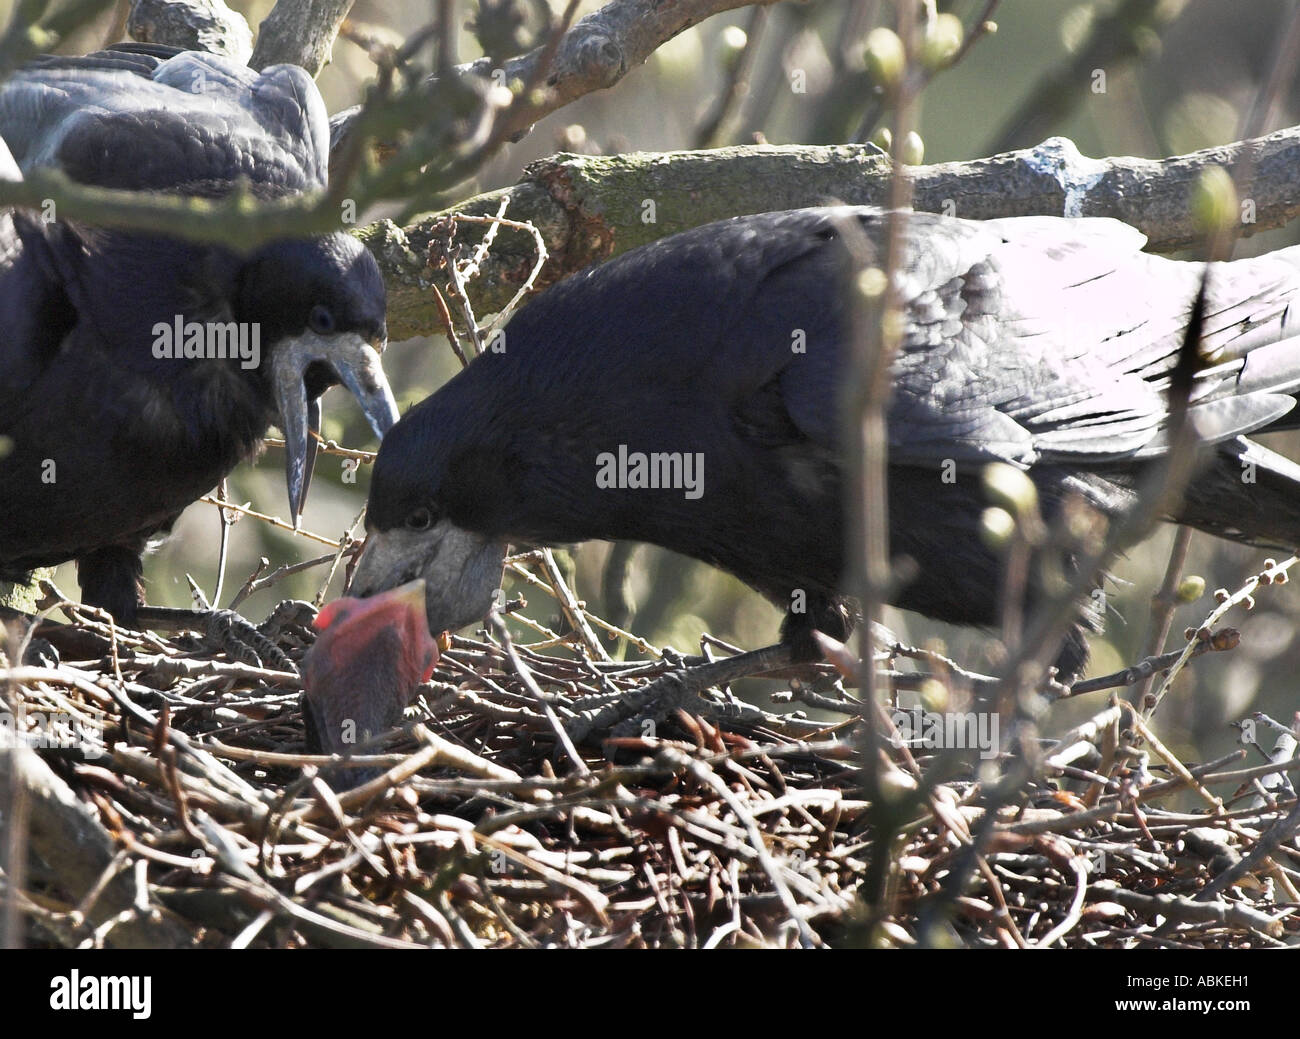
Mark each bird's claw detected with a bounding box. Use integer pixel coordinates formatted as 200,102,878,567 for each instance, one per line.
21,636,59,668
611,669,717,738
257,599,318,641
202,608,294,672
133,601,312,672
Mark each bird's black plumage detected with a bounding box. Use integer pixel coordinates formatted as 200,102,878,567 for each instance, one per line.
0,45,398,624
353,206,1300,675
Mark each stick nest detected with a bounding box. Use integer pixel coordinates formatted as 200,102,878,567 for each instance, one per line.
3,556,1299,949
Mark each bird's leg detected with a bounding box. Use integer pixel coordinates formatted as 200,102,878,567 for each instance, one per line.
76,545,146,626
74,541,318,669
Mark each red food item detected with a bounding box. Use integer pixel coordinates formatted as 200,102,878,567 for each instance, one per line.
301,580,439,781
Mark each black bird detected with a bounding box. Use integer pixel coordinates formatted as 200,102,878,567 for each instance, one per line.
0,45,397,628
350,206,1300,677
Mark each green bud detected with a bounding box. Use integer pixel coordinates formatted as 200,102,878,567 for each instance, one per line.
873,921,916,948
1176,575,1206,603
870,126,893,153
981,506,1016,550
983,462,1039,517
718,25,748,68
864,27,906,89
856,267,888,299
1132,26,1161,58
1191,166,1237,238
1061,6,1094,54
921,13,964,70
901,130,925,165
879,765,918,802
25,27,55,52
920,677,948,713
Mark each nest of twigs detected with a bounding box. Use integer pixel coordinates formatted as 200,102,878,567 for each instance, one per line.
2,549,1299,949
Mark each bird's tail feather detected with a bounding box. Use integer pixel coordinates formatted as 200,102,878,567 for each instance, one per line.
1176,436,1300,550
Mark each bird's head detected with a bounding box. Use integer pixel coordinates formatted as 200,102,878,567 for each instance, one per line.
301,579,439,786
348,387,510,638
238,231,398,524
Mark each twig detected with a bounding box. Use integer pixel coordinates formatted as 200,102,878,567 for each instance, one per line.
199,495,342,548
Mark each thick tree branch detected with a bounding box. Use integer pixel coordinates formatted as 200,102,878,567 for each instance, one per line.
372,129,1300,340
15,0,1289,311
0,128,1295,342
249,0,353,75
127,0,252,62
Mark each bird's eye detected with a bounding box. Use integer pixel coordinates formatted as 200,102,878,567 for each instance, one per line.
309,305,336,335
406,507,434,531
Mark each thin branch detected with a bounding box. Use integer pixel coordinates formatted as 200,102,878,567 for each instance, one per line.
332,0,781,147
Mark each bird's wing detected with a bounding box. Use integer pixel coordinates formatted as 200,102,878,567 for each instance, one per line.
0,130,77,416
0,46,331,407
0,45,328,193
768,208,1300,469
21,42,180,77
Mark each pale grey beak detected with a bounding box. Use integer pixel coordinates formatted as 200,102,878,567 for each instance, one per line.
271,330,399,526
350,520,507,636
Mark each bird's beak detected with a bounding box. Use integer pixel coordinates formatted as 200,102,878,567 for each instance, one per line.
271,330,400,526
350,520,507,637
0,134,22,183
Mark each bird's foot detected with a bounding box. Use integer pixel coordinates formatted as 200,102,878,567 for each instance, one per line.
135,600,318,672
201,608,293,670
566,643,796,744
609,670,721,739
20,636,59,668
256,599,319,642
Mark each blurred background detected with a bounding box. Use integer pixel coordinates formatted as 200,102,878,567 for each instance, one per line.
12,0,1300,765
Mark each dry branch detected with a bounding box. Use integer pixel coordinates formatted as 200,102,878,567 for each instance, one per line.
331,0,781,146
